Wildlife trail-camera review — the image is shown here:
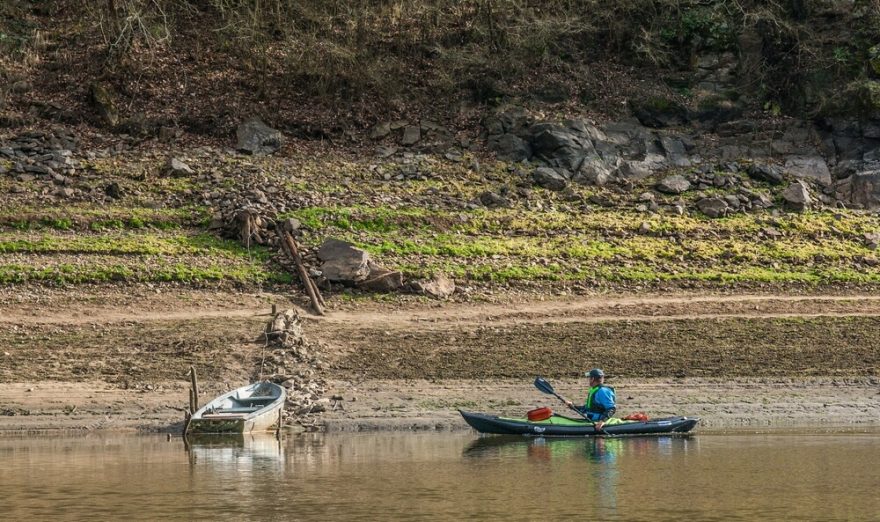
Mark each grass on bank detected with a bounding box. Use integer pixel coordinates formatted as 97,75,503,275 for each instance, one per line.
0,204,210,231
283,205,880,238
0,261,289,285
0,231,271,259
0,230,288,285
284,205,880,285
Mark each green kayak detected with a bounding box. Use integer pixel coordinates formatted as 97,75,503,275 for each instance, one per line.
460,410,700,436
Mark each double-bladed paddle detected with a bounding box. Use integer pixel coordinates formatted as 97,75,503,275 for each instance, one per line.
534,376,612,436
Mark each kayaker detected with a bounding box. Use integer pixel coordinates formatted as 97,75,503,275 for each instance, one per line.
565,368,616,431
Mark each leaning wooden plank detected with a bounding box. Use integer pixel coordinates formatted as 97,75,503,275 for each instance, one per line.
281,232,325,315
284,231,326,307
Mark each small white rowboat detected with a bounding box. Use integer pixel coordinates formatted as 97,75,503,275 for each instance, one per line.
189,382,286,434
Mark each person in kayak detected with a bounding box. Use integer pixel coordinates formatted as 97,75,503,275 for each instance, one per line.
565,368,616,431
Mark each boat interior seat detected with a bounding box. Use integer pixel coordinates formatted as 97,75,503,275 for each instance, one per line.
213,406,262,413
232,396,277,405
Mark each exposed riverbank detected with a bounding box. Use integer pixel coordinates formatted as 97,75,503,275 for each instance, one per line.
1,288,877,433
2,377,878,433
4,1,880,439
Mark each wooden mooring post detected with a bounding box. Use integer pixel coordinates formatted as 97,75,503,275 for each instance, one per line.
276,408,283,440
183,366,200,436
189,366,200,411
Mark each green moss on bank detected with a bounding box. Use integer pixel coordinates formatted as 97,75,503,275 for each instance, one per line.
0,230,288,285
286,205,880,285
0,205,209,231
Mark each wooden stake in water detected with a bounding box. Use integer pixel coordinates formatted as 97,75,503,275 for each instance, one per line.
276,408,283,440
183,366,200,437
189,366,200,411
183,410,192,437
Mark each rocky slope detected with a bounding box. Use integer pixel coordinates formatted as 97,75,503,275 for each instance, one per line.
2,1,880,432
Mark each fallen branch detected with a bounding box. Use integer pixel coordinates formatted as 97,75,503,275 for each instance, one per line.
281,231,325,315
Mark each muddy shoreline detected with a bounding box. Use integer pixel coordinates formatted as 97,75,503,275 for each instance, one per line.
1,288,878,434
1,377,878,434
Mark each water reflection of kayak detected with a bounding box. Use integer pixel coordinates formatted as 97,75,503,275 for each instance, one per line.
460,410,699,437
463,432,691,460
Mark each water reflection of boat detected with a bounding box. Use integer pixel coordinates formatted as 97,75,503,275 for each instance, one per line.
186,434,284,468
187,433,250,448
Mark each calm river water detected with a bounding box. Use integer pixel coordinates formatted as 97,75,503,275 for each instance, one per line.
1,430,878,521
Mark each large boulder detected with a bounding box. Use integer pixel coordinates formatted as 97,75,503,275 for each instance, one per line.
659,136,692,167
614,160,653,181
358,264,404,292
781,181,812,212
850,170,880,210
747,164,784,185
572,156,612,186
483,106,533,136
236,117,284,155
529,123,594,170
783,156,832,185
488,133,532,162
411,274,456,299
401,126,421,146
532,167,568,191
656,175,691,194
317,239,371,283
696,197,729,218
629,97,689,128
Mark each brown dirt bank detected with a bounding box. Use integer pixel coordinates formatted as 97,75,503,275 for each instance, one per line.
1,289,879,432
324,316,880,380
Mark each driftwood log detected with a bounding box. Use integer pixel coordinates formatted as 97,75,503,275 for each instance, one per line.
281,231,325,315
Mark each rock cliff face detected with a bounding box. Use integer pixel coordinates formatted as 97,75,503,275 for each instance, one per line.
484,103,880,212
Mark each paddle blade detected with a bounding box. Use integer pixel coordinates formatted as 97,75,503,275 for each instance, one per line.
534,377,555,395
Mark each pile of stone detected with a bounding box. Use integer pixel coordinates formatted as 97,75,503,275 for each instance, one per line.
1,129,81,198
369,119,455,153
648,166,815,217
259,309,332,427
203,178,309,250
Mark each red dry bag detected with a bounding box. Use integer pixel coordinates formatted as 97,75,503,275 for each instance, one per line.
527,407,553,421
